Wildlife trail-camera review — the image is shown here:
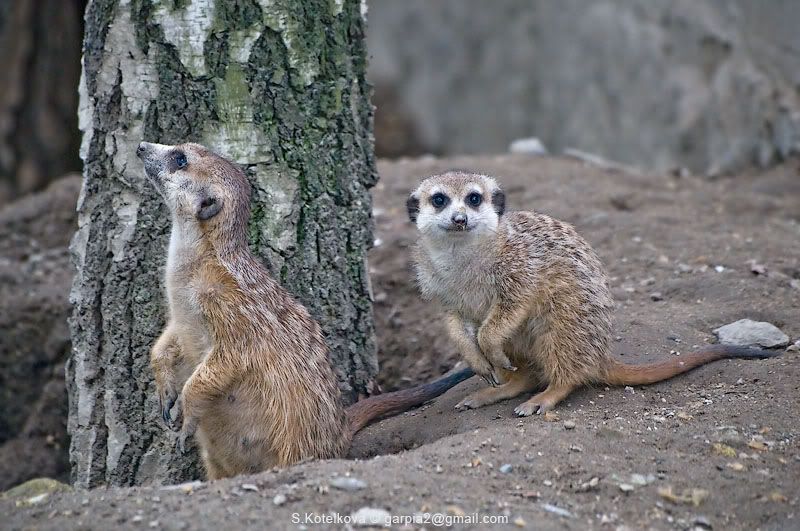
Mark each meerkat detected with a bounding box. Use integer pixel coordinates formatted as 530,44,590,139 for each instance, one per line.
407,171,779,416
135,142,472,480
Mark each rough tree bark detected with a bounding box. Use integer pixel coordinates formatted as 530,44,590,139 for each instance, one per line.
69,0,378,488
0,0,84,204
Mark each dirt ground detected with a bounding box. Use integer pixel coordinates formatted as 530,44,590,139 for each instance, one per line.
4,155,799,530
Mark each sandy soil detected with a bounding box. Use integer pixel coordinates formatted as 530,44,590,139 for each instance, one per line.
4,155,799,530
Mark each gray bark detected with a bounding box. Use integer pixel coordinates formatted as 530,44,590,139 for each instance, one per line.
69,0,377,488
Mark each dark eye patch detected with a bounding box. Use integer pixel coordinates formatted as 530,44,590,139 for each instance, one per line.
466,192,482,208
431,193,449,209
168,150,188,172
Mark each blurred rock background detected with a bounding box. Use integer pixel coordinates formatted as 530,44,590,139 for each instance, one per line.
0,0,798,490
368,0,800,173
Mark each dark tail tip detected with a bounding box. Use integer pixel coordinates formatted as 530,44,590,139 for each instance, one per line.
346,367,475,435
707,344,783,359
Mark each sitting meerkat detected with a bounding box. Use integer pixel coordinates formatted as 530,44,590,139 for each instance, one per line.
407,171,778,416
136,142,472,479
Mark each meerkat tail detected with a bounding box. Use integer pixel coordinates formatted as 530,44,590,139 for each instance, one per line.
346,367,475,435
604,345,780,386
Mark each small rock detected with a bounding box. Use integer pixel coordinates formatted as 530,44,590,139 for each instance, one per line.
577,477,600,492
693,516,713,530
786,340,800,353
330,477,367,491
240,483,258,492
273,493,287,506
639,277,656,286
619,483,635,493
649,292,663,301
713,319,789,348
748,261,767,275
4,478,72,499
514,516,526,527
159,480,204,493
509,137,548,155
624,386,635,394
629,473,656,486
351,507,391,527
499,464,513,474
714,265,725,273
541,503,573,518
563,420,576,430
17,493,49,507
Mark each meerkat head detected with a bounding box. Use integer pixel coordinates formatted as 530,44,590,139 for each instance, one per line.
407,172,505,239
136,141,250,238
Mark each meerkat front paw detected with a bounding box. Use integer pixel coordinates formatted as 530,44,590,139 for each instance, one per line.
455,393,485,411
469,358,501,387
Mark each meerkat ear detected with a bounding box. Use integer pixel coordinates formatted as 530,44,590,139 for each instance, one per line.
196,193,222,221
491,189,506,216
406,193,420,223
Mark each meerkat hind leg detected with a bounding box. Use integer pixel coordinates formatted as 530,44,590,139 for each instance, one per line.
455,370,537,411
514,382,576,417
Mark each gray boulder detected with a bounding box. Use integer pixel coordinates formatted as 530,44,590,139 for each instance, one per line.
713,319,789,348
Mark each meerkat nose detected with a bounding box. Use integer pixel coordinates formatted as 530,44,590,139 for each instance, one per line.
136,142,151,158
452,212,468,226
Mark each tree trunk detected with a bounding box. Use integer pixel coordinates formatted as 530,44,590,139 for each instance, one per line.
0,0,84,204
68,0,378,488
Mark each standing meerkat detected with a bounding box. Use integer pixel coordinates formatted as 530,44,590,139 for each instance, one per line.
407,171,778,416
135,142,472,480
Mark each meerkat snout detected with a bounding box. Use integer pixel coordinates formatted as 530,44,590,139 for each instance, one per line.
451,211,468,228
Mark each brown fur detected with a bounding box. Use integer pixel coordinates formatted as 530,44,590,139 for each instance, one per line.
408,172,779,416
137,142,470,479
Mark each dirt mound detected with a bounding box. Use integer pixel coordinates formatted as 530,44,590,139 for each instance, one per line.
0,175,81,489
4,156,800,529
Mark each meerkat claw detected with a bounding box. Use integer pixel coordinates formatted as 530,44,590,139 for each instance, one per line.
503,363,518,372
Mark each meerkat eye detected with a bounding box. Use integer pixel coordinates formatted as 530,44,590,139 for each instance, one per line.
467,192,482,207
175,152,188,170
431,193,449,208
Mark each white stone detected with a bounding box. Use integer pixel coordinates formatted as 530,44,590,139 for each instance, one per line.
509,137,548,155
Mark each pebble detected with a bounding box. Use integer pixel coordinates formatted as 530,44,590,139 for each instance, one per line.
330,477,367,491
713,319,789,348
650,292,663,301
563,420,576,430
619,483,635,492
541,503,573,518
273,493,287,506
693,515,713,529
240,483,258,492
509,137,548,155
787,340,800,353
629,473,656,486
499,464,513,474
